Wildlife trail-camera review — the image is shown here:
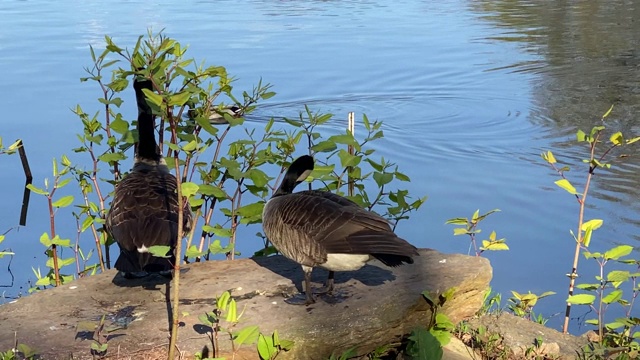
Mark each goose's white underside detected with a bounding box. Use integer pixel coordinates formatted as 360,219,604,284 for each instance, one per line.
320,253,371,271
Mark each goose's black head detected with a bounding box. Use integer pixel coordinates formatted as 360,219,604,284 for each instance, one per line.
274,155,314,196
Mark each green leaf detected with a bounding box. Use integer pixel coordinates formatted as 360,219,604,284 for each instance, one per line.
626,136,640,145
185,245,204,258
542,150,557,164
27,183,49,195
52,195,74,208
575,283,599,291
181,182,199,198
98,152,126,163
182,140,198,152
233,325,260,346
452,228,468,236
226,299,237,322
373,172,393,187
480,240,509,251
604,245,633,260
110,118,129,134
602,104,614,118
328,133,358,146
554,179,579,195
198,184,228,199
566,294,595,305
602,289,623,304
216,291,231,311
147,245,172,258
337,149,361,168
581,219,603,232
40,232,52,247
141,88,163,108
168,91,191,107
208,239,233,254
51,235,71,247
576,129,588,142
444,218,468,225
248,168,270,188
46,256,75,268
311,140,337,153
257,333,275,360
607,270,630,283
203,226,233,238
395,171,410,181
195,115,220,136
405,327,443,359
610,132,624,146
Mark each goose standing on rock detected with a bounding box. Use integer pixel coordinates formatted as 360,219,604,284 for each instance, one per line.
105,75,191,278
262,155,419,304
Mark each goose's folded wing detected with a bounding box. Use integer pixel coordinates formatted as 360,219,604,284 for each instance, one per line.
272,193,414,256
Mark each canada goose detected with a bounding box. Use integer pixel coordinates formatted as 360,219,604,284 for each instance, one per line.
187,105,242,124
105,75,191,278
262,155,419,304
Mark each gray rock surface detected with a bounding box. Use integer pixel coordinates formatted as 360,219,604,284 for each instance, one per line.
0,249,492,359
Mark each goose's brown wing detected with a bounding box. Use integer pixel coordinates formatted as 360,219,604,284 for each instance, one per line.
106,168,191,253
263,192,416,267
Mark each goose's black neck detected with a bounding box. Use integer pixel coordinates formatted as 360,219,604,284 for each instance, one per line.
133,77,160,162
273,155,314,197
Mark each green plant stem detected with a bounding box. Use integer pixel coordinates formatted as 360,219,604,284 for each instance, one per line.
168,127,184,360
562,134,598,334
47,191,61,287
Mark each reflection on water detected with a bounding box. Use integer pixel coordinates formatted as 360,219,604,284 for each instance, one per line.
0,0,637,334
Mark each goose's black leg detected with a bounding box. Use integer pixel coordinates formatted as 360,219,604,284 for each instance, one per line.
284,265,316,305
315,271,335,295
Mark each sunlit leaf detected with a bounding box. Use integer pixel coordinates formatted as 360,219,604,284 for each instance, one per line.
198,184,228,199
141,88,163,108
181,182,199,198
27,183,48,195
554,179,579,195
52,195,74,208
602,289,623,304
610,132,623,146
233,325,260,346
542,150,556,164
147,245,172,258
168,91,191,107
567,294,595,305
604,245,633,260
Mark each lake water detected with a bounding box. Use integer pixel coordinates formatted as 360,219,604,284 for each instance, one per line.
1,0,639,334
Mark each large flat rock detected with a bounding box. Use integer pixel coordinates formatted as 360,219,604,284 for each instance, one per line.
0,249,492,359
